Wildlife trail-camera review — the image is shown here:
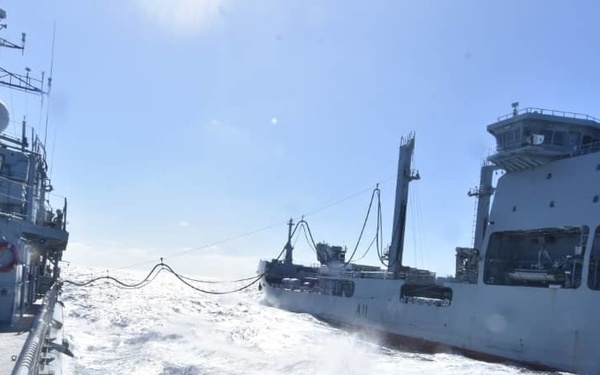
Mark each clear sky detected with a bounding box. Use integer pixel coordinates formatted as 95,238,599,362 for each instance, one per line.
2,0,599,279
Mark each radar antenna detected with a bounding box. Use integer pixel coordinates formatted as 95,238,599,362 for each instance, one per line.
511,101,519,117
0,8,47,95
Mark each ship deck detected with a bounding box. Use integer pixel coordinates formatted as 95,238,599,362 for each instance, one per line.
0,306,39,373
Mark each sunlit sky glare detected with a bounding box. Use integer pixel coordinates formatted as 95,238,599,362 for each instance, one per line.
3,0,600,279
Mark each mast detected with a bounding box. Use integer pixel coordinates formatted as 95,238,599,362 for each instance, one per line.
388,132,419,276
467,163,496,251
0,9,48,95
284,218,294,265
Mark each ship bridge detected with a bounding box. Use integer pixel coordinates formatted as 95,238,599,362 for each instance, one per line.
487,106,600,172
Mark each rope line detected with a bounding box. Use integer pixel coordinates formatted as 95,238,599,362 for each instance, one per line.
64,261,264,294
342,186,381,267
65,222,305,294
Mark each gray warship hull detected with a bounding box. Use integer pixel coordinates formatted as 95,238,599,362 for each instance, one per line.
0,6,71,374
260,107,600,374
261,275,595,373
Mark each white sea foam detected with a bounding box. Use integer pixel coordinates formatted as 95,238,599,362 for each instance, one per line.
62,266,557,375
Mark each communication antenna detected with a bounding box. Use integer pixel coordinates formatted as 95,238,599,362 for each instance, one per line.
43,22,56,145
0,8,45,95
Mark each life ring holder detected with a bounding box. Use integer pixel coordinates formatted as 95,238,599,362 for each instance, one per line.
0,242,19,272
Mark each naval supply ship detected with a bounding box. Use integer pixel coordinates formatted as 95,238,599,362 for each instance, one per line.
259,103,600,374
0,7,71,375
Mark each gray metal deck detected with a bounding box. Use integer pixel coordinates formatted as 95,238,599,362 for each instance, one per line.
0,309,38,374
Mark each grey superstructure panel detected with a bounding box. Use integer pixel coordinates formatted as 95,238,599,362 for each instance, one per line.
489,153,600,232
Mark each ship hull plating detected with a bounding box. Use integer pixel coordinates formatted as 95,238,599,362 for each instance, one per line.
261,278,597,374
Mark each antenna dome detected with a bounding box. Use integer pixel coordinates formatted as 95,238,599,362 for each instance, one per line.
0,101,9,134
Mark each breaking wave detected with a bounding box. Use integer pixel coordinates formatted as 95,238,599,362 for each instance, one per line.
62,266,559,375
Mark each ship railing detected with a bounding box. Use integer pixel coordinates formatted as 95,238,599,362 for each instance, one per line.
31,133,47,162
271,282,317,293
491,139,600,158
0,173,67,228
497,107,599,122
0,191,26,206
575,140,600,155
0,174,63,200
38,195,67,230
0,210,27,221
0,125,48,159
0,174,31,220
348,270,392,279
0,178,27,218
11,282,59,375
491,142,569,154
0,173,29,189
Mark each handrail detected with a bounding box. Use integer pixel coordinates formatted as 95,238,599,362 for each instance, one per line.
0,172,67,200
11,282,59,375
492,139,600,158
497,107,599,123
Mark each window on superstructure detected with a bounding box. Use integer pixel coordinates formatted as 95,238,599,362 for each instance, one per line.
504,130,515,147
513,127,521,146
582,135,592,145
496,133,504,150
553,131,566,146
568,132,581,146
540,130,553,145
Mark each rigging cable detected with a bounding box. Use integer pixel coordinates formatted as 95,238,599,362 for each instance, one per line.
352,232,379,262
64,262,166,289
64,260,264,294
116,220,288,271
65,221,306,294
342,185,380,267
352,188,384,263
299,220,318,253
108,179,392,274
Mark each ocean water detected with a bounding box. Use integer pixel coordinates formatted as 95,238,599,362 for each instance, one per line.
62,267,559,375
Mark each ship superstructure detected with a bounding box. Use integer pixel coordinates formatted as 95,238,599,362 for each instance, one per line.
259,103,600,374
0,8,71,375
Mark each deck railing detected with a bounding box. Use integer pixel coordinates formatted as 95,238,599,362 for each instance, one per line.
497,107,599,123
12,283,59,375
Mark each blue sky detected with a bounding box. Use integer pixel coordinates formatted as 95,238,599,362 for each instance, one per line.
2,1,600,278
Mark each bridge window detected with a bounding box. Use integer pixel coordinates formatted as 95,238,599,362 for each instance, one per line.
495,133,504,149
496,127,522,150
540,130,553,145
553,131,566,146
568,132,581,146
504,130,515,146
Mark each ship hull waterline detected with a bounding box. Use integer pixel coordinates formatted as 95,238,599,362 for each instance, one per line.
260,276,595,374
